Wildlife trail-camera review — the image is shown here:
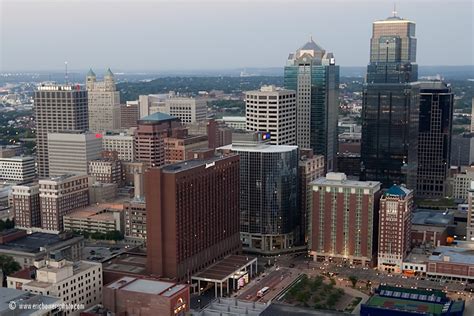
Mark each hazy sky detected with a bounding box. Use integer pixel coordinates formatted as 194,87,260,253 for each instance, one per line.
1,0,472,72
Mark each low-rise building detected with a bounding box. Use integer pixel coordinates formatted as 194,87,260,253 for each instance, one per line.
9,254,102,316
0,230,83,268
0,156,36,184
103,276,189,316
0,287,62,316
411,209,454,247
427,242,474,281
63,203,124,235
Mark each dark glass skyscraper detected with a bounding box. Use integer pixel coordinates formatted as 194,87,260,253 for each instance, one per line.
284,38,339,172
361,13,420,189
417,81,453,198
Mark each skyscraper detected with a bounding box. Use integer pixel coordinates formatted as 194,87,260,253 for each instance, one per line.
284,38,339,171
245,85,297,145
361,12,420,189
417,81,453,198
145,154,241,280
34,84,88,177
219,132,299,254
86,68,121,132
378,185,413,273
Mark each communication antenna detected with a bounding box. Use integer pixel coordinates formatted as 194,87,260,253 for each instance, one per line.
392,3,398,17
64,61,68,84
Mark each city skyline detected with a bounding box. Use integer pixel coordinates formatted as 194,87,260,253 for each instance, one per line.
1,0,473,72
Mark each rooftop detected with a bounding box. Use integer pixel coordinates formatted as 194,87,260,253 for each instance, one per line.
218,143,297,153
107,277,187,297
139,112,178,123
161,155,232,174
65,203,123,221
0,288,61,314
384,184,412,197
429,243,474,265
412,209,454,226
193,255,257,282
299,38,324,52
0,232,80,254
311,173,381,189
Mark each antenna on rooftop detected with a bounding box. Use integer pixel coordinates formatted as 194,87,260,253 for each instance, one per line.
392,3,398,17
64,61,68,84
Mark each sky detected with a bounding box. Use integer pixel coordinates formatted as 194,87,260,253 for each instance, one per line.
0,0,472,72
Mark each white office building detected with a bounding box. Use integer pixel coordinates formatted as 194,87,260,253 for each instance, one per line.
102,133,135,161
245,85,296,145
0,156,36,183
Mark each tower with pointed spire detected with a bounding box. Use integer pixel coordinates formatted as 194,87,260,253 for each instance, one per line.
284,36,339,172
85,68,120,132
361,10,419,189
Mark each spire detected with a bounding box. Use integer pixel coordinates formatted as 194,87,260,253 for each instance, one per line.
87,68,96,77
105,68,114,77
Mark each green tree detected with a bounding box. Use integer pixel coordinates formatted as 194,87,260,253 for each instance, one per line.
0,255,21,287
349,275,358,288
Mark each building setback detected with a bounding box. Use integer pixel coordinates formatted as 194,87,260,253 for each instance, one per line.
34,84,88,177
11,184,41,229
416,81,453,198
310,173,381,266
47,131,102,177
39,174,89,232
145,154,241,281
378,185,413,273
245,85,297,145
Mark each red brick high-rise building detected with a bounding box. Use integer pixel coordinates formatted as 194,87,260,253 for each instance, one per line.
145,154,241,281
378,185,413,273
134,113,181,168
310,173,382,266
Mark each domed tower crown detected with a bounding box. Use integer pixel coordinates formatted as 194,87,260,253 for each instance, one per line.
86,68,96,90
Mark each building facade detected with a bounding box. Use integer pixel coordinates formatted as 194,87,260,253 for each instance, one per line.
0,156,36,184
219,133,299,254
416,81,453,198
361,13,419,189
164,133,208,164
123,199,146,243
88,156,123,186
14,256,102,316
207,119,232,149
310,173,382,266
134,112,181,168
145,154,241,281
86,68,121,132
162,96,207,124
103,277,189,316
284,38,339,171
120,101,139,129
102,133,135,162
48,131,102,177
34,84,88,177
11,184,41,229
378,185,413,273
63,204,123,235
299,149,325,246
39,174,89,232
245,85,296,145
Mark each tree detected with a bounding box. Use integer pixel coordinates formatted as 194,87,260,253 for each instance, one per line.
349,275,358,288
0,255,21,287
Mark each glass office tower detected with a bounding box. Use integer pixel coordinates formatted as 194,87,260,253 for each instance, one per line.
417,81,453,198
361,13,420,189
219,132,299,254
284,38,339,172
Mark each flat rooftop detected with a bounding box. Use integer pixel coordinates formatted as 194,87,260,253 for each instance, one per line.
412,209,454,226
218,143,298,153
161,155,233,173
429,244,474,265
107,277,186,297
65,203,123,221
193,255,257,282
311,175,381,189
0,232,77,254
